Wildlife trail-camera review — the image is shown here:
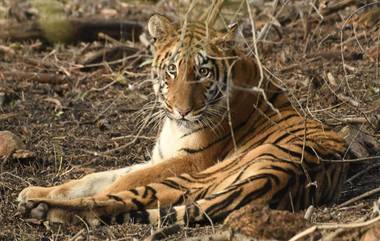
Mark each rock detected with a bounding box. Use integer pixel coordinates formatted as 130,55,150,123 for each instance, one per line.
224,205,312,241
340,126,380,158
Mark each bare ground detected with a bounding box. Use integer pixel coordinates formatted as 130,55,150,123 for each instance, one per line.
0,1,380,240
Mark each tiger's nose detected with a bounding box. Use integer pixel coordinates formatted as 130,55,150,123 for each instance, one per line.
176,108,192,117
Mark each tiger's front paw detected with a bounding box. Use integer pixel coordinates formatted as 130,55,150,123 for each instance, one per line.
17,185,71,217
18,198,102,226
17,186,52,215
18,200,49,220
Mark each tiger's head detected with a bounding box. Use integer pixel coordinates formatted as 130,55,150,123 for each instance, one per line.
148,14,258,128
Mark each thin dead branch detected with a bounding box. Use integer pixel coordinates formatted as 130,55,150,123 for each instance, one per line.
78,45,139,67
338,187,380,208
2,71,71,85
0,19,143,44
289,215,380,241
320,0,357,16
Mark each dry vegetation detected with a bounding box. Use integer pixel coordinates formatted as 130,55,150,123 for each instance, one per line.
0,0,380,240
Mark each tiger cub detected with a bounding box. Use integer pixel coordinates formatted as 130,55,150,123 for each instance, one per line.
17,14,347,226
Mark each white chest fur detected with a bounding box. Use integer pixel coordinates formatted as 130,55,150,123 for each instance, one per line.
151,118,199,163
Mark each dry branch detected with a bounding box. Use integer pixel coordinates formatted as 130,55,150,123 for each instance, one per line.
2,71,71,85
320,0,357,16
78,45,139,67
0,18,143,44
289,215,380,241
338,187,380,208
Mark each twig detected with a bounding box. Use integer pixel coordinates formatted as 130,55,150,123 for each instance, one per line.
322,156,380,163
289,215,380,241
337,93,360,107
111,135,155,141
338,187,380,208
346,162,380,183
78,45,139,66
143,224,181,241
279,57,321,73
0,113,17,121
68,229,85,241
304,205,315,221
325,117,370,125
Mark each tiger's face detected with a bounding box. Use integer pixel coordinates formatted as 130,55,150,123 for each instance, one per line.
148,15,237,128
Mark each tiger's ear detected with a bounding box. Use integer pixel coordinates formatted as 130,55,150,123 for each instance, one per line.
148,14,175,40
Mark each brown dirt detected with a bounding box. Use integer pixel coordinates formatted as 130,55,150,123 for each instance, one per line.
0,1,379,241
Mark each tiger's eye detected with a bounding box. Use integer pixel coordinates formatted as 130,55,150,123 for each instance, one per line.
167,64,177,74
199,67,211,77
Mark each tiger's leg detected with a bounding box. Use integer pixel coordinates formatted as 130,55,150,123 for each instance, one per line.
20,150,304,225
19,172,211,225
18,151,218,223
20,164,295,225
18,162,153,204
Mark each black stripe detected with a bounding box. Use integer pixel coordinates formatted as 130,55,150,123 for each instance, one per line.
184,203,200,225
161,179,190,191
129,189,139,196
272,126,311,144
143,186,157,199
236,179,272,209
115,213,125,224
132,198,145,210
173,195,186,206
99,215,112,225
181,125,208,138
129,210,150,224
191,157,239,179
205,189,242,217
261,165,298,184
176,174,195,183
159,207,177,225
273,143,303,161
240,114,302,151
237,93,290,147
269,175,297,209
194,185,211,200
228,173,277,190
180,133,230,154
251,152,300,170
180,103,264,154
230,162,255,185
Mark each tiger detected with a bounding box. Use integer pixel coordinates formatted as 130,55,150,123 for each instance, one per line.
17,14,348,227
